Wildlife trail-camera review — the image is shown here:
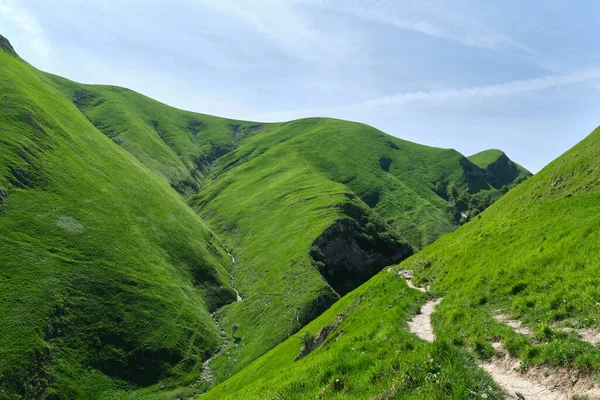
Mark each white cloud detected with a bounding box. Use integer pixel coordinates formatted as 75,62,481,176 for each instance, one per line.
258,68,600,121
0,0,50,57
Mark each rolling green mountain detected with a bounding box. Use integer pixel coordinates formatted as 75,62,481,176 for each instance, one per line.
0,35,530,399
186,118,528,381
207,126,600,398
0,37,236,399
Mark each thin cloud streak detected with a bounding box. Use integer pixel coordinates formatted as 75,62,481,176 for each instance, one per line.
258,68,600,121
316,0,567,73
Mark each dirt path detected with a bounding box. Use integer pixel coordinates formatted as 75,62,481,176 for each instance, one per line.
483,348,600,400
482,361,562,400
397,269,600,399
407,298,442,342
394,269,427,292
394,269,440,342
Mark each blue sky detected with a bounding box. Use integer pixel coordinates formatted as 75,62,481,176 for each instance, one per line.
2,0,599,172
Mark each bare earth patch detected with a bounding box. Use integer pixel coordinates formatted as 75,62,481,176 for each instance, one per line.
494,314,532,336
579,328,600,346
484,344,600,400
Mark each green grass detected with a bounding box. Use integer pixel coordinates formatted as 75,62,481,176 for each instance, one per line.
403,127,600,374
204,127,600,399
0,40,234,399
204,269,503,399
33,65,528,389
41,73,268,195
468,149,507,169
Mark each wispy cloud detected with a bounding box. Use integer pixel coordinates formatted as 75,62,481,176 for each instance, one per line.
330,2,511,50
0,0,50,57
258,68,600,121
313,0,566,73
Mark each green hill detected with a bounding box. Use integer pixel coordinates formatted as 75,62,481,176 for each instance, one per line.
0,37,235,398
0,34,531,399
41,74,268,195
207,126,600,398
188,117,531,381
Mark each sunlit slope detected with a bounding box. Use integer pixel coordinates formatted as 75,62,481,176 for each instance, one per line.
202,127,600,400
42,73,268,194
204,265,502,399
40,73,529,251
0,38,234,399
0,33,532,396
37,67,531,385
406,126,600,373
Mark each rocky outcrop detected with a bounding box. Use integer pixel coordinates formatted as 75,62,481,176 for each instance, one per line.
295,312,347,361
0,35,18,57
311,206,413,295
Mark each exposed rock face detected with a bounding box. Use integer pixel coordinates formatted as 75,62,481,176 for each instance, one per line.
295,312,346,361
312,216,413,295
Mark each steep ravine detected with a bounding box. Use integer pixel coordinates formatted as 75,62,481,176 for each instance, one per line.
200,248,242,386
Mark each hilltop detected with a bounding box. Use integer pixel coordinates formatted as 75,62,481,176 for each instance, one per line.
469,149,531,189
0,35,530,399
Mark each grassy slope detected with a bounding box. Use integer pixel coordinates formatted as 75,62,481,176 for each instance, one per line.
42,74,504,249
468,149,506,169
0,42,235,399
407,127,600,373
190,118,519,382
204,267,503,399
